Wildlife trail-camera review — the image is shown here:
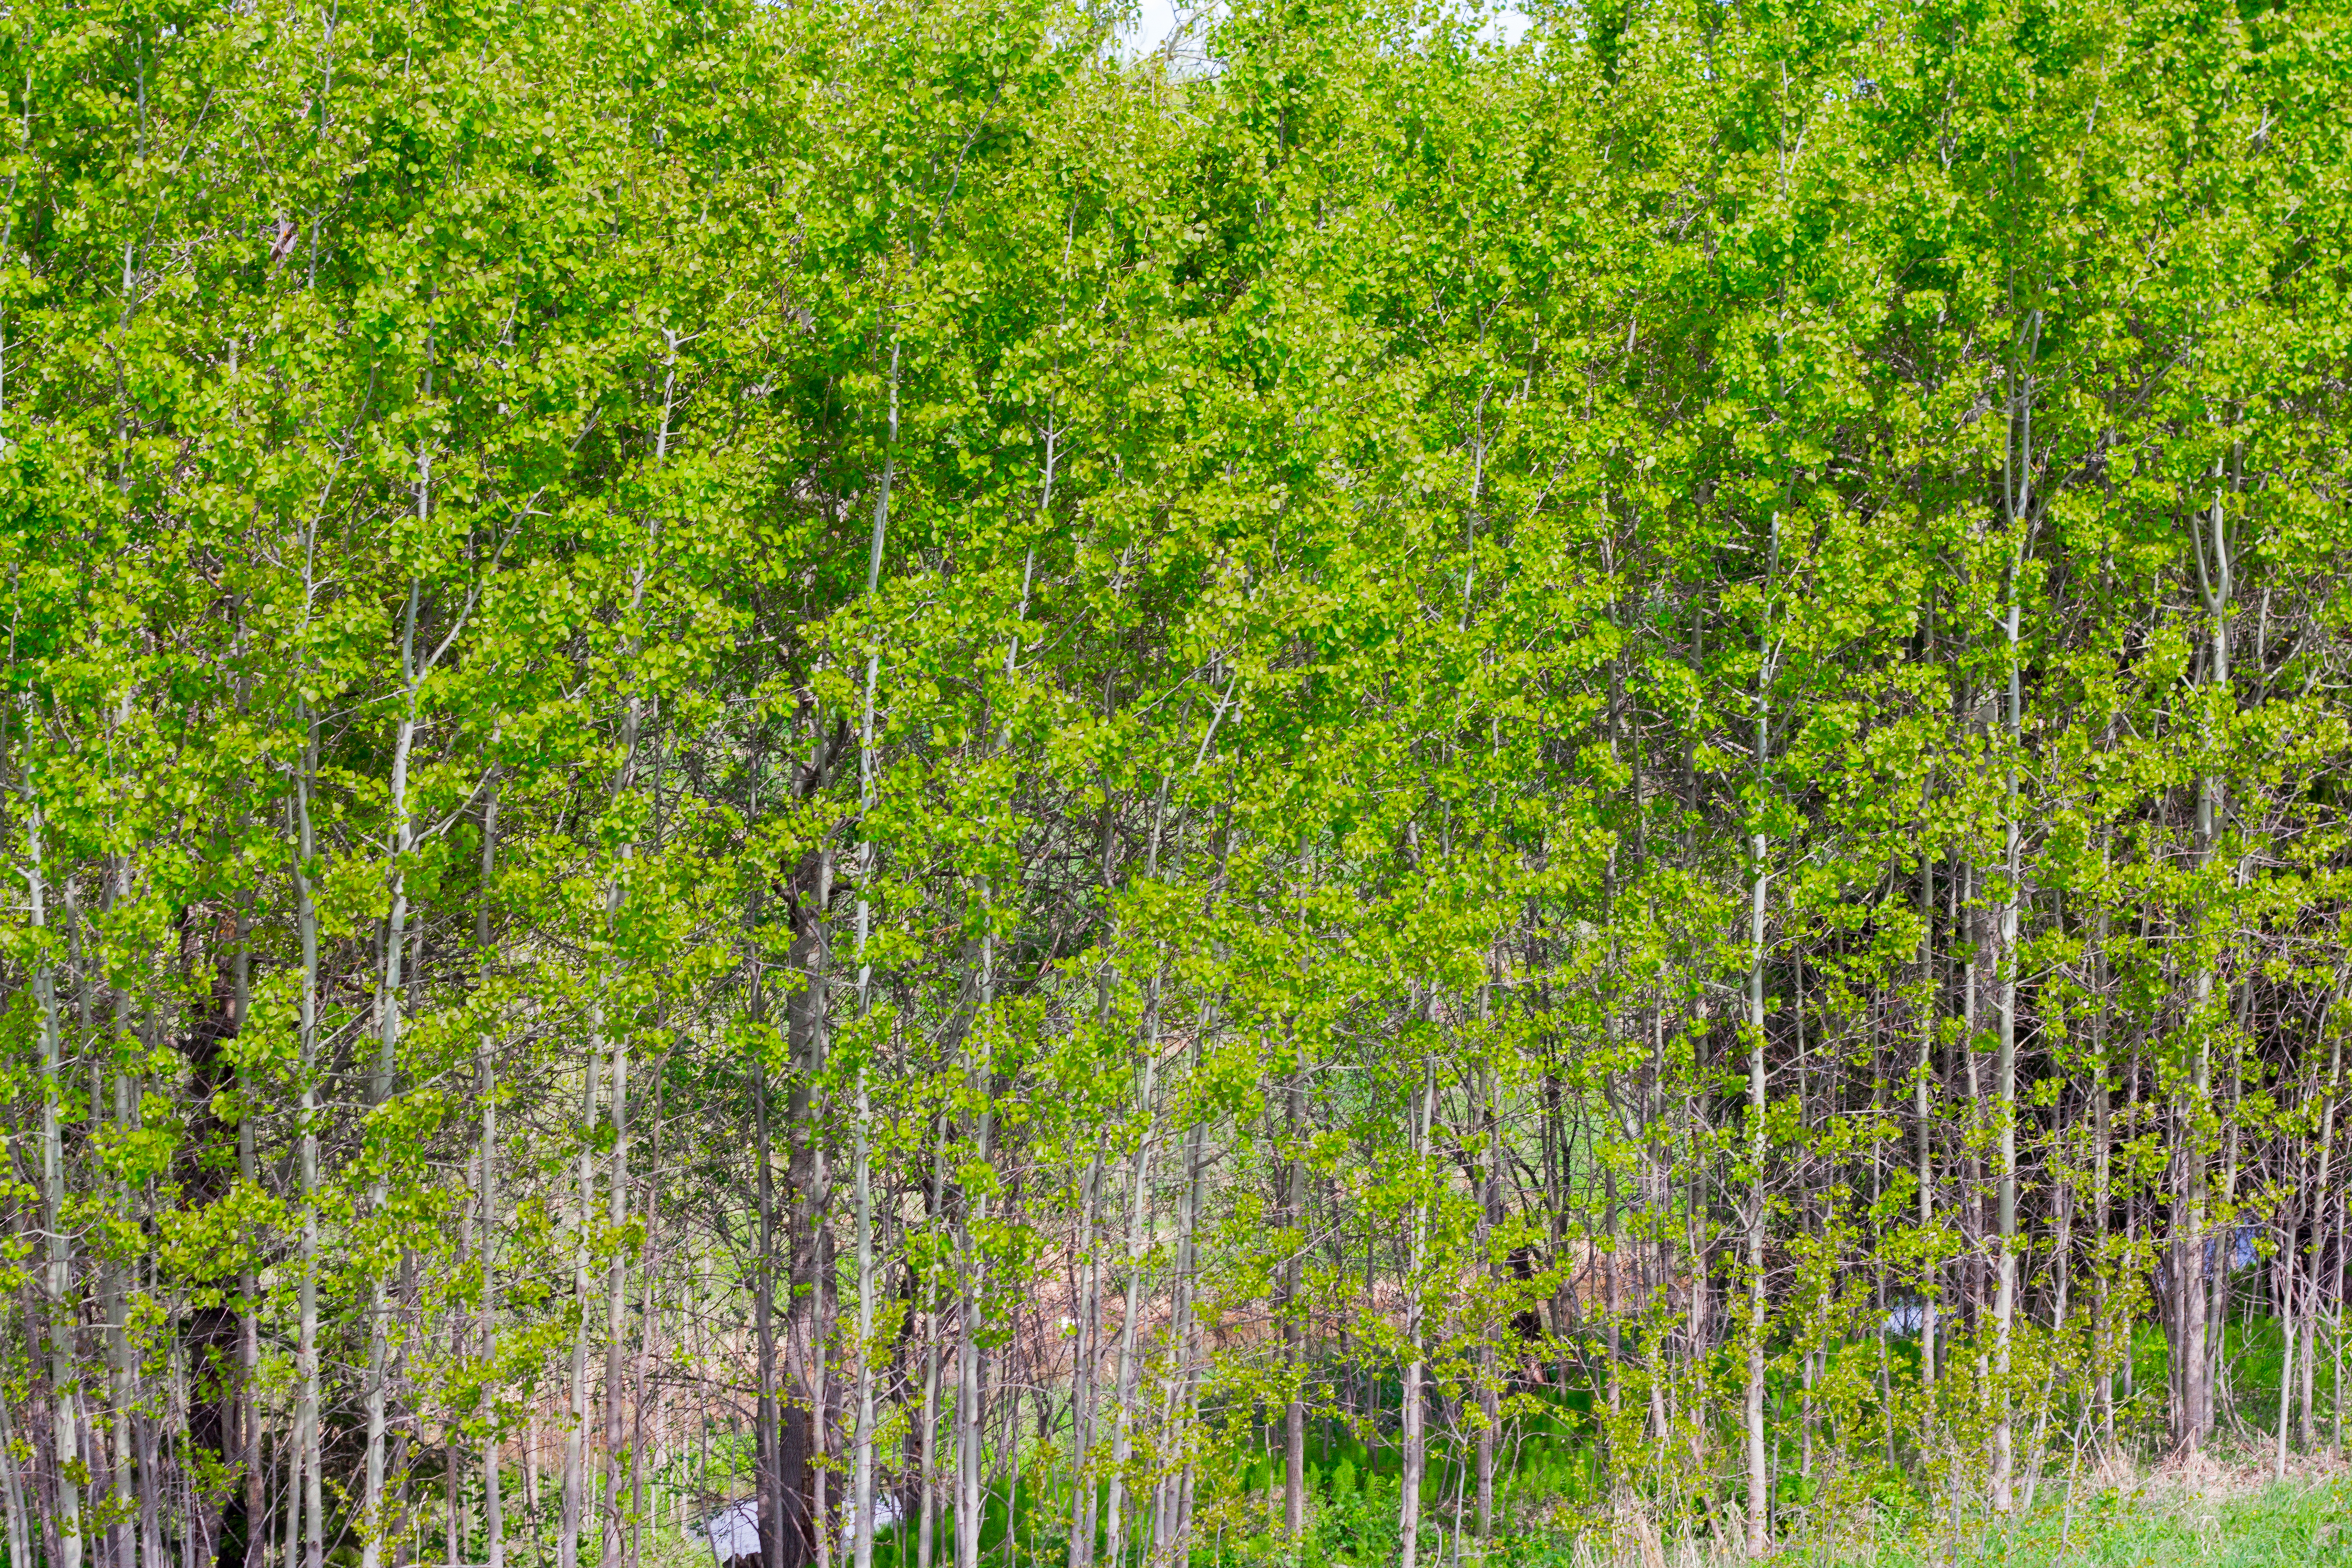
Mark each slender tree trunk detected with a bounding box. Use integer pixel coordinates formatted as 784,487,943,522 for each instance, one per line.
916,1117,944,1568
2125,1037,2142,1419
2333,1180,2347,1458
848,1067,877,1568
629,1089,665,1568
479,784,505,1568
1477,1046,1501,1543
783,828,835,1568
366,321,436,1568
1992,627,2021,1514
2302,982,2342,1450
106,981,135,1568
1099,987,1160,1568
1066,1151,1101,1568
230,898,263,1568
294,708,325,1568
599,1006,632,1568
1960,862,1990,1465
755,1010,781,1568
1991,314,2036,1513
594,382,666,1568
1918,836,1939,1433
1399,1057,1434,1568
2093,901,2115,1453
1282,1062,1306,1543
2179,451,2234,1453
1744,515,1778,1558
950,922,993,1568
2277,1190,2296,1482
559,1013,603,1568
23,783,82,1568
848,342,894,1568
282,1415,300,1568
1153,1036,1210,1566
1744,804,1770,1557
2211,1035,2245,1432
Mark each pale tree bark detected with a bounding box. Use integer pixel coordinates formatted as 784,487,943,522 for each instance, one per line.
233,897,264,1562
596,867,642,1564
1477,1036,1502,1543
628,1083,666,1568
1991,335,2033,1513
1399,1053,1434,1568
2334,1181,2348,1458
1744,835,1770,1559
848,335,895,1568
22,774,82,1568
2178,448,2235,1453
784,838,834,1568
138,1246,163,1568
364,304,444,1568
103,858,134,1568
1065,1148,1102,1568
1098,994,1161,1568
754,987,781,1568
454,1171,475,1565
952,938,989,1568
363,574,421,1568
916,1108,945,1568
602,330,675,1568
598,975,633,1568
478,783,505,1568
2093,895,2115,1452
1281,1057,1306,1543
760,678,848,1568
1152,1027,1211,1564
558,1010,603,1568
1743,520,1778,1559
1953,861,1989,1535
294,704,325,1568
1916,831,1939,1436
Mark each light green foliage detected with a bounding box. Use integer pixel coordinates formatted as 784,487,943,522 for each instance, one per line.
0,0,2350,1565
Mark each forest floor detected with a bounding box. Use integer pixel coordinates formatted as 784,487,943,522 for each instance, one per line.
1847,1455,2352,1568
1503,1451,2352,1567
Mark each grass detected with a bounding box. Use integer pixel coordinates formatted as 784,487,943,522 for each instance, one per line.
1879,1472,2352,1568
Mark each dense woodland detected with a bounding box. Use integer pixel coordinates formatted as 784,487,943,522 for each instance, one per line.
3,0,2352,1564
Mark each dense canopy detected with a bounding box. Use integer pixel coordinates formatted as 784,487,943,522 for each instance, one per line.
3,0,2352,1565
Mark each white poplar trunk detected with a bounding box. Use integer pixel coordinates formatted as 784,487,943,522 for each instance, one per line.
1744,824,1770,1559
599,1011,631,1567
1917,842,1939,1426
1065,1152,1102,1568
559,1031,602,1568
1991,328,2035,1515
479,786,505,1568
1099,986,1162,1568
598,335,672,1568
294,708,325,1568
1399,1058,1434,1568
1744,531,1776,1558
363,578,421,1568
22,785,81,1568
849,338,895,1568
2181,449,2234,1450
